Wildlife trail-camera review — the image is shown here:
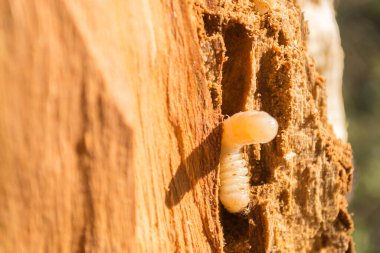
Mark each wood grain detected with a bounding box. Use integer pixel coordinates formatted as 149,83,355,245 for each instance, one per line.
0,0,354,252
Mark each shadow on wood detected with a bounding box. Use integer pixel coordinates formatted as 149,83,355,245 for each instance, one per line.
165,125,222,208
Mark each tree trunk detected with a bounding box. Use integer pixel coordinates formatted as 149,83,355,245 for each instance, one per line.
0,0,354,252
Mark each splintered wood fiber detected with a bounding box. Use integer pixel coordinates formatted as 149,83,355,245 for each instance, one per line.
0,0,354,252
196,0,354,252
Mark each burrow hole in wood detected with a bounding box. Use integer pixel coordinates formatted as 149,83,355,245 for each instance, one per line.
221,23,253,116
220,23,253,252
203,13,221,36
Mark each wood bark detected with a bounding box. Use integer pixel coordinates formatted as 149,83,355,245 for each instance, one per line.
0,0,354,252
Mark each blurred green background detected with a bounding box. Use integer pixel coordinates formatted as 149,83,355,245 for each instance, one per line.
337,0,380,252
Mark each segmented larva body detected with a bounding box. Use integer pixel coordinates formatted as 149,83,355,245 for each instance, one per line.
219,111,278,213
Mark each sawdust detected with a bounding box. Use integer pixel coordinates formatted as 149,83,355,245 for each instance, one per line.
195,0,354,252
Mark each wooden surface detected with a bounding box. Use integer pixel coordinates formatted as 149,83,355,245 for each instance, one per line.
0,0,354,252
299,0,347,141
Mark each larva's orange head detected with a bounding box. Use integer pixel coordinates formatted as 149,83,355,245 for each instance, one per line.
222,111,278,148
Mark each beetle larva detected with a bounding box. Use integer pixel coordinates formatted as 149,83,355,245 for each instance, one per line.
219,111,278,213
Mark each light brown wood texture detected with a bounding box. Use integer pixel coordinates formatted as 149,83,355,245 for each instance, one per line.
0,0,354,252
299,0,347,141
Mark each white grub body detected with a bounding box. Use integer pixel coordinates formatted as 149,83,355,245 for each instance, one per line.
219,111,278,213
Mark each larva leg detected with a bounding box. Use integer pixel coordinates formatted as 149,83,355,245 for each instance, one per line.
219,111,278,213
